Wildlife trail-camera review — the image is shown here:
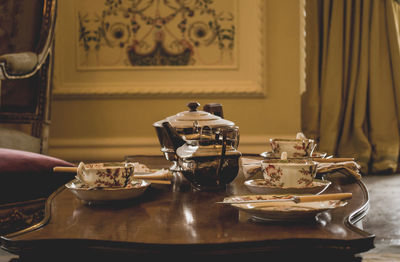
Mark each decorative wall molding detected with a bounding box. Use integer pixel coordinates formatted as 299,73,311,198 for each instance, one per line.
299,0,306,95
53,0,266,98
48,134,293,162
52,80,264,98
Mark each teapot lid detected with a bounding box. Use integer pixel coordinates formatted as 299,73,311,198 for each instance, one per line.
176,143,241,159
153,101,235,128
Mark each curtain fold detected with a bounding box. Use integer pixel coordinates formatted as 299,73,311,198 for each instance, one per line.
302,0,400,174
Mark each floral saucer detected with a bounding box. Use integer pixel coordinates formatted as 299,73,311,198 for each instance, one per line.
260,151,328,159
244,179,331,195
65,179,150,203
224,194,347,221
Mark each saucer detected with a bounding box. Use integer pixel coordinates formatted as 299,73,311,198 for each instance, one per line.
224,194,347,221
260,151,328,159
66,179,150,203
244,179,331,195
260,151,279,159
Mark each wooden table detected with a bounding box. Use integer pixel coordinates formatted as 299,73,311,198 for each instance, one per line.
0,155,375,261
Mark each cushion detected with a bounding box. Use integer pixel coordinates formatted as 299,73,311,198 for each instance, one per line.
0,127,41,153
0,148,75,204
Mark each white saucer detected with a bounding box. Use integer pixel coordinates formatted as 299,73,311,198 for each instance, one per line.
224,194,347,221
260,151,279,159
65,179,150,203
244,179,331,195
260,151,328,159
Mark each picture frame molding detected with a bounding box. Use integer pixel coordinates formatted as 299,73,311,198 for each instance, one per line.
53,0,266,98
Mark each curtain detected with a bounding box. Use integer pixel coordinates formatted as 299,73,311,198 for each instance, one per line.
302,0,400,174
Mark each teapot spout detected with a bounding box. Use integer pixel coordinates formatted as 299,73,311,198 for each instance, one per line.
162,121,186,152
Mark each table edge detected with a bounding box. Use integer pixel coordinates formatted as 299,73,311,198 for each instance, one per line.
1,168,376,256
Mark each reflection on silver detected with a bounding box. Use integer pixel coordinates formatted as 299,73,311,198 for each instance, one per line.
183,206,194,225
328,224,348,237
182,205,198,239
315,211,332,226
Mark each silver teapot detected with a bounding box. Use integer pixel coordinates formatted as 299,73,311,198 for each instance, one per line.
153,101,240,171
175,128,242,191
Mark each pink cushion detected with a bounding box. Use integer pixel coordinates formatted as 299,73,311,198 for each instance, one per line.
0,148,75,204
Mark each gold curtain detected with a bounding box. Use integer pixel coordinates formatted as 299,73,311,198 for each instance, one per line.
302,0,400,174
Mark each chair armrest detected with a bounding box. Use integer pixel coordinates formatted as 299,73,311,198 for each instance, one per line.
0,0,57,81
0,52,38,79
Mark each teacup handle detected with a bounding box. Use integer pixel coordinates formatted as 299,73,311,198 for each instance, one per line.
76,162,86,180
280,152,288,160
310,143,317,155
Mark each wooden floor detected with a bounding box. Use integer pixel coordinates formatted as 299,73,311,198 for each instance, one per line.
362,174,400,244
0,174,399,261
357,174,400,261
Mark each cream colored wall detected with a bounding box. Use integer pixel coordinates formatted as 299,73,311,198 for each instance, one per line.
48,0,303,162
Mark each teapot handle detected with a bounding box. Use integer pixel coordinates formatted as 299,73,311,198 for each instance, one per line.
203,103,224,118
216,129,228,177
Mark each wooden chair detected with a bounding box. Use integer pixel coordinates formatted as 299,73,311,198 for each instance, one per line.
0,0,57,154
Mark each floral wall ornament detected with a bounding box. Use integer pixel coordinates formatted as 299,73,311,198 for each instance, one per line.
77,0,237,68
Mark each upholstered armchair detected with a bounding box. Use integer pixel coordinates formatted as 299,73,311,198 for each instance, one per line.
0,0,57,154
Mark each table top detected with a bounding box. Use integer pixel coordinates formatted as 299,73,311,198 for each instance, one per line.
1,155,375,260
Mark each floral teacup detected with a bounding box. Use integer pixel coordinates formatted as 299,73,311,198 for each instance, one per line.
76,162,135,188
261,159,317,188
269,138,315,158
